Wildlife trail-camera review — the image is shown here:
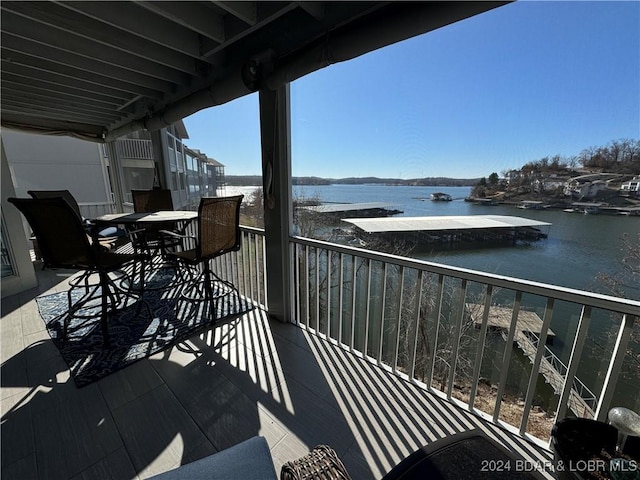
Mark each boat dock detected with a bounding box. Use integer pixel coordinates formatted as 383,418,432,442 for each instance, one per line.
466,303,556,339
466,304,595,418
299,202,402,218
343,215,551,247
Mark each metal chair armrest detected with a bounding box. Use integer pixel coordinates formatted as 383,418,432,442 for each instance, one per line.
158,229,195,241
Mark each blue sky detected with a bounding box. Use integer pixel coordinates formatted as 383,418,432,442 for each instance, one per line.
183,1,640,179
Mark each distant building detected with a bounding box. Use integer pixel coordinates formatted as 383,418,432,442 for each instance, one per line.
505,170,524,185
184,147,226,209
620,176,640,198
533,176,569,193
563,178,607,199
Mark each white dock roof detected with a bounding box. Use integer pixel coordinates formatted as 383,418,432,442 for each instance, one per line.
343,215,551,233
300,202,398,213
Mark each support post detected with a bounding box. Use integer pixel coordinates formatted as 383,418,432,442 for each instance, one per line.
259,85,292,323
150,129,170,189
106,141,125,212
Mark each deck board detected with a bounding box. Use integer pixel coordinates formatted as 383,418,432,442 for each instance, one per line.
1,267,555,480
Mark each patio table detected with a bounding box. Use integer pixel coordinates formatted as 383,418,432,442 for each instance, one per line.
94,210,198,289
94,211,197,248
94,210,198,227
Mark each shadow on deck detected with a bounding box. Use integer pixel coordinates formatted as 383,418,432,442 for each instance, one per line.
1,266,554,480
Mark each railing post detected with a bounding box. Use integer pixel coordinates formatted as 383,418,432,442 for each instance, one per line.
447,278,468,399
259,84,292,323
594,314,636,421
469,285,494,410
493,291,523,422
555,306,591,422
520,298,555,435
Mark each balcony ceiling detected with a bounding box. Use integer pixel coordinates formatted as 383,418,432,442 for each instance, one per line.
0,1,507,141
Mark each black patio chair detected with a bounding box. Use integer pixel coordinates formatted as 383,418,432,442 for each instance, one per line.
131,188,174,213
130,189,183,258
162,195,243,316
9,196,147,345
27,189,123,254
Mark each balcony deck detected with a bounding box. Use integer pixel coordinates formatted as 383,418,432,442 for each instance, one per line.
2,266,555,480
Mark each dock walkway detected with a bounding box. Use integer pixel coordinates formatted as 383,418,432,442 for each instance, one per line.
466,304,595,418
467,303,556,339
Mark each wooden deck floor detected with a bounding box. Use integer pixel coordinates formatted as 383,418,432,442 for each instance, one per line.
2,267,555,480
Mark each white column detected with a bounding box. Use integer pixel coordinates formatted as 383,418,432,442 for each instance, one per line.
259,85,292,323
149,130,170,190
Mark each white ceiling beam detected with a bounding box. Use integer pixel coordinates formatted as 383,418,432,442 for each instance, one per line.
1,102,118,123
2,15,188,84
214,1,257,26
0,52,163,99
1,34,175,93
136,1,225,44
0,112,107,137
201,2,299,58
1,60,138,101
2,2,198,76
54,1,202,59
1,97,124,123
1,74,129,105
296,2,324,20
1,89,126,116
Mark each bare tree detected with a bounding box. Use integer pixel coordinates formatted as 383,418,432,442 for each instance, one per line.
594,233,640,373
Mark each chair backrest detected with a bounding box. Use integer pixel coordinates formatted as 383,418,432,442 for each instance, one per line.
9,197,94,268
28,189,83,219
197,195,243,259
132,189,174,213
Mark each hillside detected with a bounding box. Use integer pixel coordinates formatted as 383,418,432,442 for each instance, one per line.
226,175,478,187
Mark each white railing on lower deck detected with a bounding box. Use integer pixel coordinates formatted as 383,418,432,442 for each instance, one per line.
101,139,153,160
78,202,117,219
210,226,267,310
289,235,640,444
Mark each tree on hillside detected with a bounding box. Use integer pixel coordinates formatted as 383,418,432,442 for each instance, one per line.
488,172,499,186
579,139,640,173
590,232,640,381
239,188,264,228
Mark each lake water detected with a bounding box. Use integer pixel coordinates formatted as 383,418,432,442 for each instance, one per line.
292,184,639,295
232,184,640,409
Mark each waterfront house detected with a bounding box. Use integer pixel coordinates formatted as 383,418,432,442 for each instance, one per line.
533,176,570,194
505,169,525,185
620,176,640,198
1,2,639,479
563,178,608,199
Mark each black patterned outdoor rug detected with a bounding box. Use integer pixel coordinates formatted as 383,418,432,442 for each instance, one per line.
36,268,253,387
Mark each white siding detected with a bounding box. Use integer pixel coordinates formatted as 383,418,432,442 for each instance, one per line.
1,130,111,204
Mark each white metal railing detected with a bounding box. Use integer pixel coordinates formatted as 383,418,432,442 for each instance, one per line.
102,139,153,160
289,235,640,443
523,330,597,414
78,202,117,219
213,226,267,310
